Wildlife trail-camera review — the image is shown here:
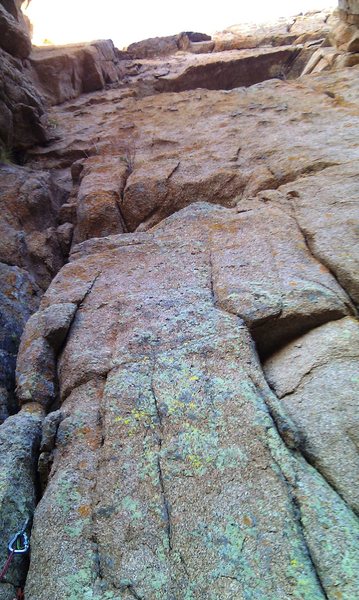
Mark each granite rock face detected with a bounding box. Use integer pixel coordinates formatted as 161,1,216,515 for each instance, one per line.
21,201,359,599
27,64,359,236
0,3,359,599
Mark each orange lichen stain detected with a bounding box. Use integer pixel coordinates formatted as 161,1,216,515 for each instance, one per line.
209,223,240,235
6,272,17,286
333,95,356,109
78,426,91,436
289,281,298,287
319,265,328,273
242,515,254,527
333,591,343,600
88,434,101,450
78,460,88,469
78,505,91,518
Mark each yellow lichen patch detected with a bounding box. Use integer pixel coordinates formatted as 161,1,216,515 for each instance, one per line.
114,408,153,435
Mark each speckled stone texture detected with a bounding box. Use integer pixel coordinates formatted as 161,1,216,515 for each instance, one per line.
0,4,358,598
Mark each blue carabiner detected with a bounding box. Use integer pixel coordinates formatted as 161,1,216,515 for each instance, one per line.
8,518,30,554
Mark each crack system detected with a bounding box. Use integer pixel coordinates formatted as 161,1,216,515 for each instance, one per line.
207,247,355,597
249,375,330,598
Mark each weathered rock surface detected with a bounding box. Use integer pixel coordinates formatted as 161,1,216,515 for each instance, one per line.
27,40,122,106
16,301,77,409
0,0,47,153
127,34,181,59
338,0,359,24
0,47,47,152
0,263,41,422
0,2,31,58
0,163,67,288
253,160,359,307
127,32,213,59
19,200,359,599
213,9,335,52
72,156,128,244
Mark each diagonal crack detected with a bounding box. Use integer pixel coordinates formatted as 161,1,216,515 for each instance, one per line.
166,161,180,180
291,215,357,315
125,584,144,600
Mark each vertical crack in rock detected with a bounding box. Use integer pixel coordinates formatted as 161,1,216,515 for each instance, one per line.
117,166,132,234
248,378,330,597
150,361,173,553
208,250,216,306
178,552,190,579
281,468,331,600
250,368,358,598
208,243,333,593
248,371,302,451
290,493,330,600
90,381,107,587
115,200,129,234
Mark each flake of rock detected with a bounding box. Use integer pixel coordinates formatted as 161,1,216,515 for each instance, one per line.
209,203,353,355
264,317,359,514
42,303,77,351
27,40,121,105
257,161,359,307
15,311,56,408
154,46,300,92
73,156,128,244
0,47,47,151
